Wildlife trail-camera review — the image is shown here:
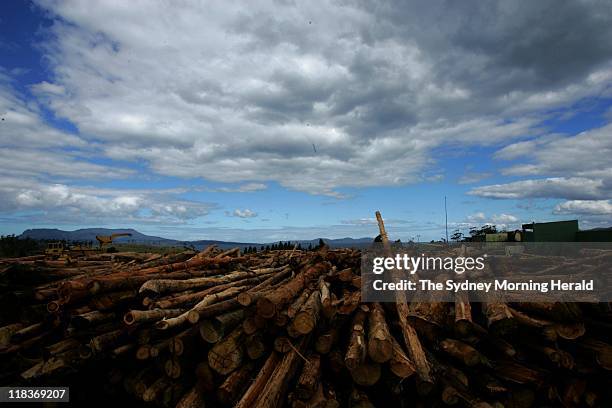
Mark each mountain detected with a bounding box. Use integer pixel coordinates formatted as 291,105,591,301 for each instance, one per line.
20,228,177,245
19,228,373,249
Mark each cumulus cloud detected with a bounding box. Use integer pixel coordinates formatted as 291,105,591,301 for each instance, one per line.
226,209,258,218
492,214,519,224
23,0,612,195
476,123,612,204
554,200,612,216
0,178,215,224
463,212,519,229
466,212,486,223
469,177,605,200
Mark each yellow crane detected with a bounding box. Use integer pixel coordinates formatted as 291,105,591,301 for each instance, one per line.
95,233,132,249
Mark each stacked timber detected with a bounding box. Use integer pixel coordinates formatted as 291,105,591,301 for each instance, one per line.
0,236,610,407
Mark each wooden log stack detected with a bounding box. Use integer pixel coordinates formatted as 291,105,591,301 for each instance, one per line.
0,237,611,407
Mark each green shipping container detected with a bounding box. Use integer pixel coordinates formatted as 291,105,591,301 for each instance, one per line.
521,220,579,242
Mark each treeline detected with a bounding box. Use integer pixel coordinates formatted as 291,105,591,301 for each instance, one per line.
243,239,327,254
0,235,41,258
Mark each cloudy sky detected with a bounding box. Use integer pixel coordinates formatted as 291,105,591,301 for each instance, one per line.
1,0,611,242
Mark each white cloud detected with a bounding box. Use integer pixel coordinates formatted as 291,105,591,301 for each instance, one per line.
476,123,612,205
469,177,605,200
23,0,612,196
341,218,378,225
458,172,492,184
226,209,258,218
0,81,85,148
492,213,519,224
0,178,215,223
463,212,519,230
554,200,612,216
0,148,133,180
466,212,486,223
203,183,267,193
30,81,66,96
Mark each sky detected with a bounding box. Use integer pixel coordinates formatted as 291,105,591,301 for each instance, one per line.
0,0,611,243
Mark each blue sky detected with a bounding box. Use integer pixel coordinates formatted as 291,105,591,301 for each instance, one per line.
1,1,611,242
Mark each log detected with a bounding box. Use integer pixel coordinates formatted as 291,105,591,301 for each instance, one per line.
208,326,244,375
345,310,367,370
408,301,449,341
140,269,271,296
135,254,237,276
2,229,612,407
350,388,375,408
314,315,345,355
482,302,516,334
251,336,310,407
188,298,241,322
0,323,23,347
235,352,281,408
123,308,183,325
376,211,434,387
185,286,249,325
367,302,393,363
389,335,416,379
246,333,266,360
350,362,381,386
287,286,315,319
237,266,293,306
454,291,473,336
319,279,335,319
274,336,294,353
199,309,245,343
256,262,329,319
218,362,254,405
90,329,124,353
578,338,612,370
169,327,198,357
292,288,322,335
439,338,483,367
44,338,80,359
493,361,546,386
71,310,115,328
90,290,136,311
295,353,321,400
143,376,172,402
149,338,171,358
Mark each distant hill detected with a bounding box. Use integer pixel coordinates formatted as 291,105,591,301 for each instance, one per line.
19,228,373,250
289,237,373,249
20,228,177,245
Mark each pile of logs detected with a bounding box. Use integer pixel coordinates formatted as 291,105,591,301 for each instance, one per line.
0,223,611,407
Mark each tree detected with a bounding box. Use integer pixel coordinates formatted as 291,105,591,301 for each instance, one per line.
451,229,464,242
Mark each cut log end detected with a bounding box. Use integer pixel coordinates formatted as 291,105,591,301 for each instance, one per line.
256,297,277,319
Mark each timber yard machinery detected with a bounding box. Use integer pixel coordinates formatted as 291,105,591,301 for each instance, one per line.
95,233,132,249
44,242,66,259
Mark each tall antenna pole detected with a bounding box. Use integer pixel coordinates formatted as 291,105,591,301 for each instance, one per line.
444,196,449,244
